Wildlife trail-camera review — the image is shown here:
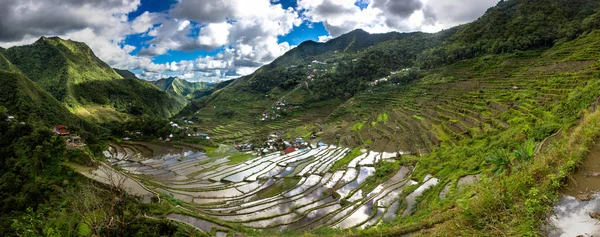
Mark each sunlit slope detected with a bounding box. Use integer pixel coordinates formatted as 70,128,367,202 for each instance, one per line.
3,37,185,122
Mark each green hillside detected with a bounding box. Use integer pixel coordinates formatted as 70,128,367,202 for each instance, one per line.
3,0,600,236
176,29,449,140
165,0,600,235
178,0,600,146
2,37,185,122
0,70,73,123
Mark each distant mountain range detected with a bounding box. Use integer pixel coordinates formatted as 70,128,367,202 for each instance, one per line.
151,77,213,100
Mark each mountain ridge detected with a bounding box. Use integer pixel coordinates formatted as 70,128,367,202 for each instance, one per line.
0,37,185,122
176,0,600,149
151,76,213,100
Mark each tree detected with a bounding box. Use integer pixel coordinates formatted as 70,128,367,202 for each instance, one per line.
68,166,139,237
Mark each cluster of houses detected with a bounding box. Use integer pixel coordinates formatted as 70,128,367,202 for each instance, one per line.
304,61,333,85
370,77,389,87
261,99,291,121
5,115,25,125
52,125,83,146
369,68,414,88
157,134,174,143
156,132,209,143
168,121,210,140
235,133,312,155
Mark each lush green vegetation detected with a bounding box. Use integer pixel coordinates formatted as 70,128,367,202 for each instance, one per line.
3,37,184,122
1,0,600,236
419,0,600,68
360,160,402,195
0,110,205,236
227,153,256,165
329,146,364,171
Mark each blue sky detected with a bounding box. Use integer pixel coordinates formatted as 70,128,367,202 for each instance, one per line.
124,0,328,66
0,0,500,81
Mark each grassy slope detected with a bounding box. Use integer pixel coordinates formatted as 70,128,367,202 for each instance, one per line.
0,69,83,128
167,2,600,234
4,37,185,122
113,68,139,79
252,30,600,237
178,31,448,143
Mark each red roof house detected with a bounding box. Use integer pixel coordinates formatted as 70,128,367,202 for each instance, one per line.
282,147,296,155
52,125,69,136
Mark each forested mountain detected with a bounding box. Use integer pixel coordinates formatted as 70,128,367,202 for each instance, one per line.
178,0,600,147
0,39,189,236
419,0,600,67
0,37,185,122
176,28,450,125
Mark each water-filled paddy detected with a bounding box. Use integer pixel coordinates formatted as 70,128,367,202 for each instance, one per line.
93,142,448,231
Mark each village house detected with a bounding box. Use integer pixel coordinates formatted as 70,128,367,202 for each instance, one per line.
199,133,210,140
370,77,389,87
52,125,69,136
6,116,14,122
282,147,296,155
67,135,82,144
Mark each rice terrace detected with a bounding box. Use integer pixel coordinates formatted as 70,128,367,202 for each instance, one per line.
3,0,600,236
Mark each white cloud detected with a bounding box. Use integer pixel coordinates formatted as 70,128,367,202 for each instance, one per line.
299,0,498,37
139,0,301,80
318,35,333,42
0,0,499,82
198,22,231,48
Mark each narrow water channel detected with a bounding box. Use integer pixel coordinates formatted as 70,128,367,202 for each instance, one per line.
547,139,600,236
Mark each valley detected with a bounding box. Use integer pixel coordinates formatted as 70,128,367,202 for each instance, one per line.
2,0,600,236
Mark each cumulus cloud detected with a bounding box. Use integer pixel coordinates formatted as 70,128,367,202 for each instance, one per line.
423,0,499,28
299,0,498,37
198,22,231,49
0,0,140,41
139,0,301,80
0,0,499,82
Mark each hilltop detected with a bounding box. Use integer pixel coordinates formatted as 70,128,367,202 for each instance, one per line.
1,37,185,122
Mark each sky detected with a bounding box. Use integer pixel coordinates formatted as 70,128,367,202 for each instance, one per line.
0,0,500,82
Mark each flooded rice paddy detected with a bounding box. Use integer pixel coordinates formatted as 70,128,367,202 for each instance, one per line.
91,141,460,233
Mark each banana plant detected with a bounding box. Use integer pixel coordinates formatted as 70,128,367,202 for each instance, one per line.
513,141,539,163
486,149,513,175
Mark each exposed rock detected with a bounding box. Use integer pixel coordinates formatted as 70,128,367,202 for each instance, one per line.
589,211,600,219
576,192,596,201
584,171,600,177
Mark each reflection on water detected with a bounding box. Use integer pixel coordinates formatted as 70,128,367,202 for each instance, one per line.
98,142,438,231
546,140,600,236
547,194,600,237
